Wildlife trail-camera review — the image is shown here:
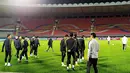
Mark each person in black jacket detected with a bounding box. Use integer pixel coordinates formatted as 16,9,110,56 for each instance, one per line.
60,34,68,66
66,33,76,71
74,33,81,65
14,36,21,60
34,36,40,58
79,35,85,62
19,37,29,63
30,36,35,56
46,38,53,52
1,34,12,66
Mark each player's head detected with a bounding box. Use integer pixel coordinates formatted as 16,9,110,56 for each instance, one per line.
22,36,25,39
124,35,126,36
69,32,73,38
15,36,18,39
32,36,35,39
81,35,84,38
64,34,68,39
74,33,77,38
36,36,39,38
19,36,22,39
90,33,96,39
7,34,11,39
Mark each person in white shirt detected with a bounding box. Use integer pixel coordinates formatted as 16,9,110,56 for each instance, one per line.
107,36,111,44
122,35,128,50
87,33,99,73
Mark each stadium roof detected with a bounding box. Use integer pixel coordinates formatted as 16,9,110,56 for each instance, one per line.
37,0,130,4
1,0,129,4
0,0,130,18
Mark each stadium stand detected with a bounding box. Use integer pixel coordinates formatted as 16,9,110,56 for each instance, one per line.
0,17,130,37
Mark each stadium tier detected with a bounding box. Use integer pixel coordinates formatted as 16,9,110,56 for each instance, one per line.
0,17,130,37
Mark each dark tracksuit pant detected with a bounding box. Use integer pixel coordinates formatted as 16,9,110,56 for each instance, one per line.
16,48,21,58
30,46,35,55
76,49,79,60
108,41,110,44
79,48,85,59
5,50,12,63
67,51,76,66
61,51,66,62
47,45,54,51
87,58,98,73
34,46,38,56
123,44,126,50
20,50,28,60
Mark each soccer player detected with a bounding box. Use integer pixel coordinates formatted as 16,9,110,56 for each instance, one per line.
19,37,29,63
66,33,76,71
122,35,128,51
14,36,21,60
34,36,40,58
74,33,80,65
46,38,54,52
1,34,12,66
87,33,99,73
60,34,68,66
107,36,111,44
79,35,85,62
30,36,35,56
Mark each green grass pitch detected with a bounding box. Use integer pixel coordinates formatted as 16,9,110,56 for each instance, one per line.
0,39,130,73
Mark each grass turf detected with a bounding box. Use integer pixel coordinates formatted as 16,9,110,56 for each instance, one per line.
0,39,130,73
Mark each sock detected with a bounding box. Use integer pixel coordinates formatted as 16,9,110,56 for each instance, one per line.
82,57,84,60
76,61,78,64
5,63,7,66
67,67,69,70
62,62,64,65
72,65,75,68
78,58,80,62
8,63,11,66
69,64,71,68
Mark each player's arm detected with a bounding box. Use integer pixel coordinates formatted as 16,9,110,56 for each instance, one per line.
88,41,92,60
14,40,15,47
2,40,5,52
83,40,85,49
38,40,40,46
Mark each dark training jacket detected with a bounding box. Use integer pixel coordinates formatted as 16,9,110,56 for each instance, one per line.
79,38,85,50
66,38,76,52
22,40,29,51
74,38,81,51
30,38,35,47
48,38,53,46
14,39,21,49
60,39,66,52
2,38,11,52
34,38,40,47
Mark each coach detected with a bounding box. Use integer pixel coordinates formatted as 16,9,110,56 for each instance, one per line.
87,33,99,73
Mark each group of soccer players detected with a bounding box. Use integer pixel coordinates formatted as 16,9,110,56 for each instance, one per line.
60,33,86,71
1,34,40,66
1,33,128,73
